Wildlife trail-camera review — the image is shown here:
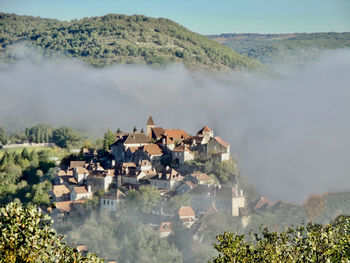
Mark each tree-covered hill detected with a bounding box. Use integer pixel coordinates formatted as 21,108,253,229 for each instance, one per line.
0,13,264,71
209,32,350,64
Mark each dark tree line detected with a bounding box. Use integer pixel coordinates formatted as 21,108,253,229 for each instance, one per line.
1,124,86,149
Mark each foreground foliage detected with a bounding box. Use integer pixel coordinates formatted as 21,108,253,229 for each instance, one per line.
0,202,103,262
212,216,350,263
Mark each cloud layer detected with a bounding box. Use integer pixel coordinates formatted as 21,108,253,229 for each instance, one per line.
1,48,350,202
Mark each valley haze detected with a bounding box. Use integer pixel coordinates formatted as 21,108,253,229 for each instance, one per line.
1,46,350,203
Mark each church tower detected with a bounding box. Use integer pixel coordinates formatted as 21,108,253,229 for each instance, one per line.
146,116,155,138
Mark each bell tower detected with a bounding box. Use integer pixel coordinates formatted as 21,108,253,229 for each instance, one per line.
146,115,155,138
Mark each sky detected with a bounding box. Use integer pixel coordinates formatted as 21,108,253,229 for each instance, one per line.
1,0,349,34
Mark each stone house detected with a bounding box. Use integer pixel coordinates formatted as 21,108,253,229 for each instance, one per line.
111,133,152,162
187,172,214,185
136,160,152,171
206,136,231,162
178,206,196,228
197,126,214,138
176,181,196,195
189,185,245,217
132,144,165,164
100,189,126,211
69,161,86,170
157,134,175,152
53,200,86,220
73,167,89,185
70,186,92,201
172,144,194,165
86,170,114,193
52,184,71,202
149,168,184,191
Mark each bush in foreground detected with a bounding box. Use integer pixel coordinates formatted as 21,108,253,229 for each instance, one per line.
0,202,103,262
212,216,350,262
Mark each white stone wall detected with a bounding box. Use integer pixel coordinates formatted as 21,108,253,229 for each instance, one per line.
100,198,117,211
232,196,245,217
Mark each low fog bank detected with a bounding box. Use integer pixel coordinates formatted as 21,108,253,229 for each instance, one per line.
1,48,350,203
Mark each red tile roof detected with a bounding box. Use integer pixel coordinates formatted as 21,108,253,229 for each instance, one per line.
197,126,212,135
75,167,89,174
190,172,212,182
69,161,86,169
128,146,139,153
178,206,195,217
214,136,229,148
143,144,164,156
55,200,85,212
164,129,189,140
173,144,193,153
73,186,88,194
53,185,70,197
151,127,165,139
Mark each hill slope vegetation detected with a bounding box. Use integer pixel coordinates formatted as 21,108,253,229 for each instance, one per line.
0,13,263,71
209,32,350,64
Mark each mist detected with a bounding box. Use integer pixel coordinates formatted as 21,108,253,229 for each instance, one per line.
1,46,350,203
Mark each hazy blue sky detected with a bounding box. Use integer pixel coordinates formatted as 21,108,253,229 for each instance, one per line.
1,0,349,34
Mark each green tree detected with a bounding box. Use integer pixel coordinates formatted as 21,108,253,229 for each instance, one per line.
52,126,84,148
126,185,160,214
211,216,350,263
167,193,192,213
21,148,31,160
26,124,53,143
0,202,103,262
103,129,115,151
0,127,8,145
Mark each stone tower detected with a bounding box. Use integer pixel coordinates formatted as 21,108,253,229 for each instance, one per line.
146,116,155,138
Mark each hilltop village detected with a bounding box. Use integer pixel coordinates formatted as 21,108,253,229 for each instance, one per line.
51,116,252,237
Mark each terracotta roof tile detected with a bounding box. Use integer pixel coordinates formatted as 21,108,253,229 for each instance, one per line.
190,172,212,182
73,186,88,194
214,136,229,148
164,129,189,140
69,161,86,169
173,144,193,153
151,127,165,139
143,144,164,156
178,206,195,217
128,146,139,153
55,200,85,212
197,126,212,135
53,185,70,197
75,167,89,174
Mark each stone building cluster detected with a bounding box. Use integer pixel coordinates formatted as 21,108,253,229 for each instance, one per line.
50,116,249,234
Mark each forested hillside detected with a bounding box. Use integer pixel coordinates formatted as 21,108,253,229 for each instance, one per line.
209,32,350,64
0,13,264,71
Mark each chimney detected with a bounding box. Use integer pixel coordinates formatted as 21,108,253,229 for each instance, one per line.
87,185,91,193
162,137,166,145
